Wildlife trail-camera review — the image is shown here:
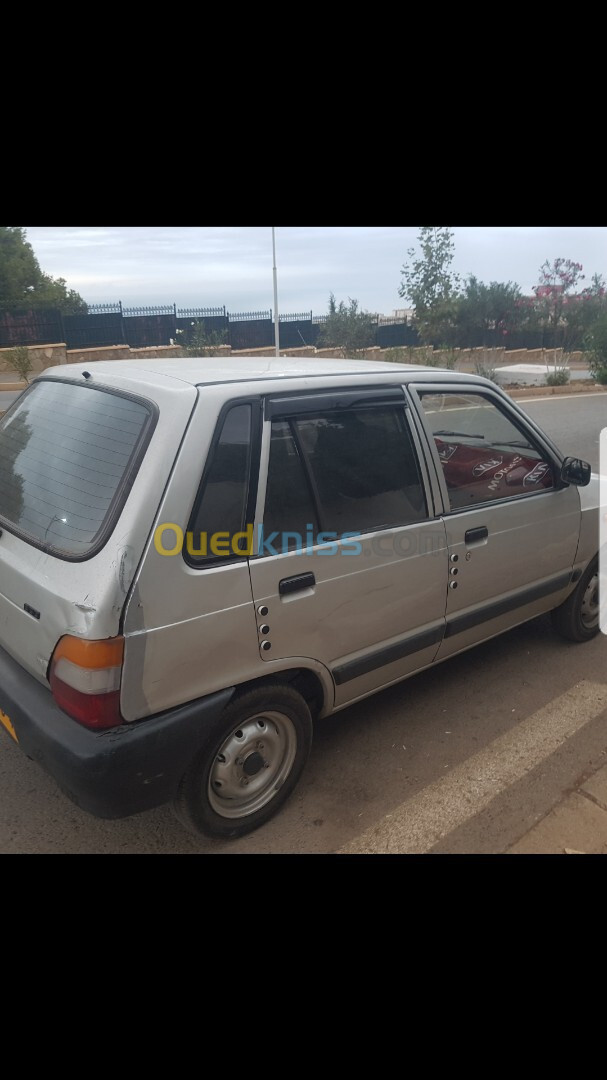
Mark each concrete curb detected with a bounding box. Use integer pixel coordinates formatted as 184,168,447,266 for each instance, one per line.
507,383,607,400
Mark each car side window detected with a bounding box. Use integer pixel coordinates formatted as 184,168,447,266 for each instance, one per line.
187,404,252,561
264,421,319,544
264,405,427,541
418,391,554,510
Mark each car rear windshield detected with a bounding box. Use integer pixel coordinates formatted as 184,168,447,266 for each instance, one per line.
0,379,154,559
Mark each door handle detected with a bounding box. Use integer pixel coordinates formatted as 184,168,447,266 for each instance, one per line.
279,572,316,596
465,526,488,544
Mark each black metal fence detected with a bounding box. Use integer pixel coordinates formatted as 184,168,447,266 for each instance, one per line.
277,312,320,348
63,304,125,349
0,302,569,353
0,308,64,348
227,310,274,351
176,306,229,343
375,321,420,349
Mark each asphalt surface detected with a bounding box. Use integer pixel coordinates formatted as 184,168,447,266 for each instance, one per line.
0,391,605,854
516,393,605,471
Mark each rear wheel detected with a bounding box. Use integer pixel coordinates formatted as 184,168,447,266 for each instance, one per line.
551,557,600,642
173,685,313,839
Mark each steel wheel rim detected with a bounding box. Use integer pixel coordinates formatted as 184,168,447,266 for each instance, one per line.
580,571,599,629
208,710,297,819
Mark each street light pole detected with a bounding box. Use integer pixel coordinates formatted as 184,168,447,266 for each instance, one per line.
272,227,280,357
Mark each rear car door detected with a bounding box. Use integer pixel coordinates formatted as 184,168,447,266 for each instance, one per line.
248,386,449,707
409,384,581,659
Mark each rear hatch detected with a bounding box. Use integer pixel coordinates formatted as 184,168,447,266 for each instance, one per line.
0,372,195,686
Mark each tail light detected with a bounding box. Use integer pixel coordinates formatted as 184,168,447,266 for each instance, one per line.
49,636,125,730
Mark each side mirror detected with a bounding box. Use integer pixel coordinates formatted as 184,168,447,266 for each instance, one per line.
561,456,592,487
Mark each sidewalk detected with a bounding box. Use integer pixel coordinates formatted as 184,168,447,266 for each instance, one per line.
507,762,607,854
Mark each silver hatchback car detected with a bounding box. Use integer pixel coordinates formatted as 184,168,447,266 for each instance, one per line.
0,357,601,838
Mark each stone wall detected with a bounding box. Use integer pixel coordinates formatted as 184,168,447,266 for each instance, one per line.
66,344,185,364
0,342,67,374
0,341,590,375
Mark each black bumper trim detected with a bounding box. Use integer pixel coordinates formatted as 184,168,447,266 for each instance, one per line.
332,624,444,686
0,643,234,819
444,571,572,638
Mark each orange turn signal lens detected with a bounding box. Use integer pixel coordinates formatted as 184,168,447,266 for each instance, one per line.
52,635,124,670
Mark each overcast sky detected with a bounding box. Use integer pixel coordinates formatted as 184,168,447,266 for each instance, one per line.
24,226,607,316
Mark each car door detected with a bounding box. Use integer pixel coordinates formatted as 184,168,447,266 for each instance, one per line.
248,386,450,708
409,383,581,660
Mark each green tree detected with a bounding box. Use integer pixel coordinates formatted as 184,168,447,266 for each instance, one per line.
317,294,376,357
398,226,460,343
454,276,524,342
559,273,607,348
585,311,607,384
0,227,86,314
532,257,585,336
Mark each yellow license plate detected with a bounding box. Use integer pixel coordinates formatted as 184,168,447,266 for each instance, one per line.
0,708,18,743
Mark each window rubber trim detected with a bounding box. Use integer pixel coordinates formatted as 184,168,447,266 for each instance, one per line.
265,385,406,419
183,395,263,569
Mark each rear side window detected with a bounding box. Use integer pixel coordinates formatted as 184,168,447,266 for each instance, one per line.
265,406,427,538
187,403,254,562
0,380,154,558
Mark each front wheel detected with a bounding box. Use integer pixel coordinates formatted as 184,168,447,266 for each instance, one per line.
173,685,313,839
551,557,600,642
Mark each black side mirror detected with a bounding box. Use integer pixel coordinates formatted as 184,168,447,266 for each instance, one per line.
560,456,592,486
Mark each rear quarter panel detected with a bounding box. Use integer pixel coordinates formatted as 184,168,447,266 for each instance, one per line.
0,372,197,683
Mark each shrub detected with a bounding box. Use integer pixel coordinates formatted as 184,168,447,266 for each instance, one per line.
177,322,227,357
317,295,376,357
433,348,457,371
5,345,33,382
474,361,497,383
545,368,570,386
382,346,433,365
383,347,410,364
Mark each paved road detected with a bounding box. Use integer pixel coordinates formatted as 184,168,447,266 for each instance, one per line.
517,393,606,471
0,393,605,854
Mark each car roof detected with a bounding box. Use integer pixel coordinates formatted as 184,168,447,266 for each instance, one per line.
40,355,481,390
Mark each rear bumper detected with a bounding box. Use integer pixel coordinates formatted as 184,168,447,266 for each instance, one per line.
0,643,234,819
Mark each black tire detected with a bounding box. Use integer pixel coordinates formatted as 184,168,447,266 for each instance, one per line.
173,685,313,840
551,556,600,642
